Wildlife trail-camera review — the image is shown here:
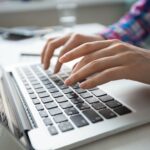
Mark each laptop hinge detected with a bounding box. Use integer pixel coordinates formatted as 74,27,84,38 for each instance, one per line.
0,67,34,149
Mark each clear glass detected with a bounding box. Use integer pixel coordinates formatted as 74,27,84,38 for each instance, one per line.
56,0,77,30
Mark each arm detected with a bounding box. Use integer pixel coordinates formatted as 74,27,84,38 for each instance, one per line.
101,0,150,46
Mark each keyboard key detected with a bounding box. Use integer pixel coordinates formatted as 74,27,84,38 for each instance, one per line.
43,118,53,125
33,84,43,89
40,76,48,81
71,97,84,104
59,85,68,90
43,80,52,85
35,104,44,110
89,87,99,91
83,109,103,123
85,97,99,104
29,93,37,99
49,108,62,116
58,121,74,132
31,81,40,85
46,70,52,76
91,89,106,97
61,76,68,81
72,84,80,89
62,88,73,94
35,88,46,93
32,98,40,104
45,102,58,109
99,95,114,102
41,97,53,103
48,126,58,135
45,84,55,89
51,92,63,98
70,114,89,127
48,87,59,93
53,114,68,123
38,92,49,98
92,102,106,110
50,76,60,82
39,110,48,117
27,89,34,94
66,92,78,99
55,96,68,103
80,92,93,98
114,106,131,115
105,100,122,108
76,103,90,110
75,88,87,94
64,107,79,115
59,102,73,109
55,80,64,86
25,85,31,90
99,109,117,119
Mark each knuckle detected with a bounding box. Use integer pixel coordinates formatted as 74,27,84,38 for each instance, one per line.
90,60,99,68
81,56,90,65
112,39,121,44
72,33,83,40
124,51,134,57
114,42,127,50
48,41,55,50
82,42,93,50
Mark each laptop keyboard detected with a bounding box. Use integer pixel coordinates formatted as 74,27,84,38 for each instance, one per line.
17,64,131,136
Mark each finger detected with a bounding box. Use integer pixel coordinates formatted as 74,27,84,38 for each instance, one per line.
59,40,114,63
64,55,123,86
41,48,46,64
72,43,126,74
41,37,56,64
43,34,70,69
54,35,86,73
80,66,127,89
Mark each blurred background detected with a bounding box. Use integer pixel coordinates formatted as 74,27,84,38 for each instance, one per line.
0,0,136,27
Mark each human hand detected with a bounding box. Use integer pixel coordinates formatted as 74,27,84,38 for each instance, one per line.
41,33,104,72
59,39,150,89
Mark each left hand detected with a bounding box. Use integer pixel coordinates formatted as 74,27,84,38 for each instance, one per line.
59,39,150,89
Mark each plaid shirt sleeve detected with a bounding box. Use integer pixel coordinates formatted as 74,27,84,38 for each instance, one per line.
101,0,150,46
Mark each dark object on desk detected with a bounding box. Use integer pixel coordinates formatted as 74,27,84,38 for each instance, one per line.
3,32,34,41
2,26,53,41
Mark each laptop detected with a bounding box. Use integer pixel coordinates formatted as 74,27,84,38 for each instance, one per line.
0,62,150,150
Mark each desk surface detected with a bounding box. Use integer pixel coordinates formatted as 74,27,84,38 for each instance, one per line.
0,23,150,150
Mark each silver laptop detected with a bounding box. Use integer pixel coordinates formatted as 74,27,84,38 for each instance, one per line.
0,63,150,150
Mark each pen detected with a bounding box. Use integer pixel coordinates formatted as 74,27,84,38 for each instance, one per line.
20,53,59,57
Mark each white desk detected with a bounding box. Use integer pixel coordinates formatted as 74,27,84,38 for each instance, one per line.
0,23,150,150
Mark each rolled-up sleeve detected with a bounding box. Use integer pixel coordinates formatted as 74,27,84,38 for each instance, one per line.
101,0,150,46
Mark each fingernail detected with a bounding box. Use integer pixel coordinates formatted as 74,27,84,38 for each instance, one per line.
60,53,69,61
79,82,87,89
64,78,72,85
44,65,47,70
59,57,64,63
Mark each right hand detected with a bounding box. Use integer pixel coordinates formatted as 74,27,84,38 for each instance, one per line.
41,33,104,73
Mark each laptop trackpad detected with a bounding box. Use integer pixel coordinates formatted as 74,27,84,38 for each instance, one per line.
100,80,150,110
